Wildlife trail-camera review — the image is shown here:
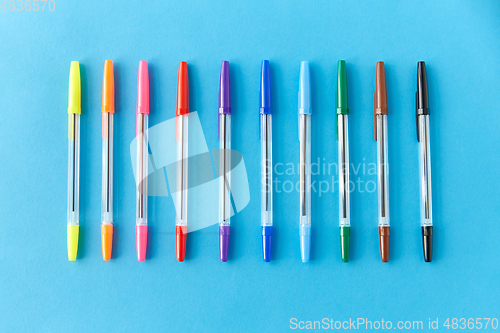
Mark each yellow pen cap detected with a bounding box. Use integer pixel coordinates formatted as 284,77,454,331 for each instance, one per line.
68,61,81,115
67,224,79,261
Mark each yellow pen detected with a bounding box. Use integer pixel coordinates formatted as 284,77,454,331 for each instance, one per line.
67,61,81,261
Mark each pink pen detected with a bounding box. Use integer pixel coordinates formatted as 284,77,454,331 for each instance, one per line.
136,61,149,261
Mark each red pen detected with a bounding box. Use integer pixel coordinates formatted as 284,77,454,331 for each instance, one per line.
175,62,189,262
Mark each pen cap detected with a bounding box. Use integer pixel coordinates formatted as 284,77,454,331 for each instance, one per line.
219,61,231,115
336,60,349,115
137,61,149,115
416,61,429,115
260,60,272,114
298,61,311,115
374,62,388,115
176,61,189,116
416,61,430,142
374,61,388,141
68,61,81,115
102,60,115,113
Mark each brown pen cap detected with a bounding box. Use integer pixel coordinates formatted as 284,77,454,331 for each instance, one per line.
379,226,390,262
374,61,388,141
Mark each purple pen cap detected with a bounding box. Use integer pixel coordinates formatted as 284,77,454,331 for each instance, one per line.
219,226,230,262
218,61,231,115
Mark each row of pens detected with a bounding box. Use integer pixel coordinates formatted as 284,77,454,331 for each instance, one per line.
66,59,434,264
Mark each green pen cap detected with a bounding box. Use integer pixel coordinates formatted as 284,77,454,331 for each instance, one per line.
336,60,349,115
336,60,349,139
340,226,350,263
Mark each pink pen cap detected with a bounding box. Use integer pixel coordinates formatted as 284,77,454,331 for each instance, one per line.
136,225,148,261
137,60,149,115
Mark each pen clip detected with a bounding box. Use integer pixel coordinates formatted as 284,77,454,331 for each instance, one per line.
336,114,339,141
298,114,300,141
297,91,301,142
416,93,430,143
176,115,179,143
416,92,420,142
374,92,377,142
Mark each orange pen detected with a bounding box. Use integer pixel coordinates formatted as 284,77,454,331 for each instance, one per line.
101,60,114,261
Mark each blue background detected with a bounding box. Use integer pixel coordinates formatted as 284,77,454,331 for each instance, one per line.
1,1,499,332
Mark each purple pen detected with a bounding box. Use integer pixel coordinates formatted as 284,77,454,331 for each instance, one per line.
219,61,231,262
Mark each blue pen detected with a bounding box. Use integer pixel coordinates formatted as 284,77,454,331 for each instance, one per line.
298,61,311,262
260,60,273,262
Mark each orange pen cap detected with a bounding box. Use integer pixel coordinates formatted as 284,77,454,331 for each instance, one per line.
102,60,115,113
101,224,113,261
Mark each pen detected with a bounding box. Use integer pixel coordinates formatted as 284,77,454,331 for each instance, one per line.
136,61,149,261
336,60,350,263
298,61,311,263
374,61,390,262
67,61,81,261
416,61,433,262
219,61,231,262
176,61,189,262
101,60,114,261
260,60,273,262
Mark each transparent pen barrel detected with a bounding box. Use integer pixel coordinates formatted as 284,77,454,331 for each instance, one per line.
176,115,188,227
67,114,80,225
219,114,231,226
418,115,432,227
102,113,113,224
261,114,273,227
299,114,311,228
376,115,390,227
338,114,350,227
136,113,148,226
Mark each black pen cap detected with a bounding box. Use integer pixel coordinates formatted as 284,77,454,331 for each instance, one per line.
417,61,429,115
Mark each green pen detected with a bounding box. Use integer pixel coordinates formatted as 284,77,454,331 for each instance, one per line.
336,60,350,262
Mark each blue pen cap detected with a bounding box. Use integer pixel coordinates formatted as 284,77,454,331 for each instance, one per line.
300,225,311,262
260,60,272,114
262,226,272,262
298,61,311,115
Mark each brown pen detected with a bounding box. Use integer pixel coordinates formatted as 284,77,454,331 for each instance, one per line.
374,61,390,262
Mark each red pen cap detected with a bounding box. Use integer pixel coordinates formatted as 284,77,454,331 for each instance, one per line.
176,62,189,116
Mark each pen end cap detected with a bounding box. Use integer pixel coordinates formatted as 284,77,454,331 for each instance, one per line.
262,226,272,262
299,225,311,263
176,226,187,262
378,226,390,263
136,225,148,261
340,226,350,263
422,226,433,262
219,226,230,262
101,224,113,261
67,225,79,261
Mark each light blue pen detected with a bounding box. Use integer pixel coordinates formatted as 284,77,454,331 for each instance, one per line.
298,61,311,262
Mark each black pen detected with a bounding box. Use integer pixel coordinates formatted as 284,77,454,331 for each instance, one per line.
416,61,433,262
